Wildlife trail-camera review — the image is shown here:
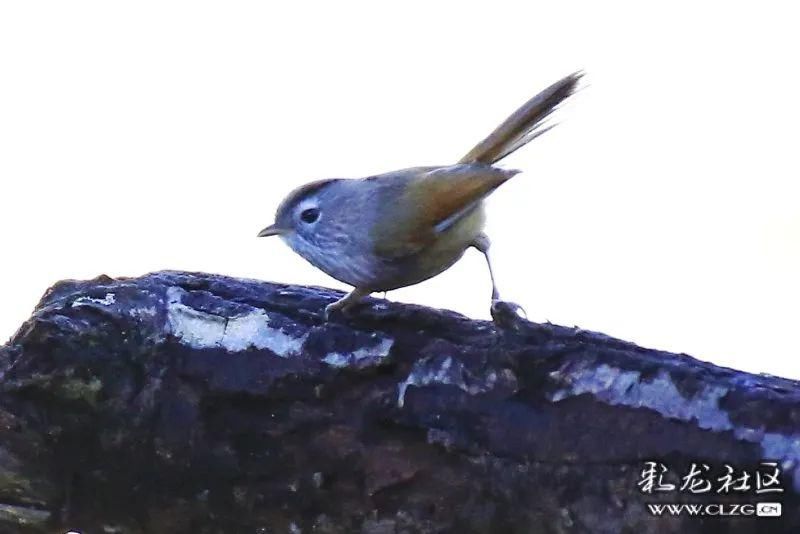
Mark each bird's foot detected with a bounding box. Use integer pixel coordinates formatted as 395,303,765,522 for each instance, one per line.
323,300,349,321
491,299,527,330
323,288,370,321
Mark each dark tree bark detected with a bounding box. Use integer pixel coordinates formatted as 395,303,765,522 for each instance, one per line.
0,271,798,533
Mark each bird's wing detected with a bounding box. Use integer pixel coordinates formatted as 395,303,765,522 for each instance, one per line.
371,164,517,259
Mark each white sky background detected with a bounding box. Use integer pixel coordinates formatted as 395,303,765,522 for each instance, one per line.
1,2,798,377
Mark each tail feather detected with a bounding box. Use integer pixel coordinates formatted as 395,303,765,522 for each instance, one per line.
458,71,582,165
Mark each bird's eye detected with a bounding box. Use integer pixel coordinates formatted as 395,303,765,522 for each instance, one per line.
300,208,320,224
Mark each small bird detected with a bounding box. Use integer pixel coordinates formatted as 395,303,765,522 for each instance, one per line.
259,72,582,320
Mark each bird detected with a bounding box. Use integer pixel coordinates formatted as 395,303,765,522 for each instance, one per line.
258,72,582,321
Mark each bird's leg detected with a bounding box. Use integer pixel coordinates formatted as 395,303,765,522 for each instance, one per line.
472,234,527,327
472,234,501,302
324,287,371,320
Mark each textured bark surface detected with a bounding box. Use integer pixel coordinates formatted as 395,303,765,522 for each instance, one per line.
0,271,798,533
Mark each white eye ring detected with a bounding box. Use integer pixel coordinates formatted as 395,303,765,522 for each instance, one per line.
295,198,321,225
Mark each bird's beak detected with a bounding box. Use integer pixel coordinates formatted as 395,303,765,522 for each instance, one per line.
257,224,289,237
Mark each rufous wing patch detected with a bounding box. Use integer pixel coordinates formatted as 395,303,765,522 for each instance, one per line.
372,164,518,259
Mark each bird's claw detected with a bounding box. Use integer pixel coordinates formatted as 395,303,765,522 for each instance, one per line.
323,302,339,321
491,299,527,330
323,299,354,321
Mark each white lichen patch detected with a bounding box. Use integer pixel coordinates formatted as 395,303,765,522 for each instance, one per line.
322,337,394,368
225,311,307,356
71,293,116,308
397,356,495,408
550,365,734,432
398,356,453,408
165,287,307,356
129,306,158,319
549,362,800,491
0,503,51,527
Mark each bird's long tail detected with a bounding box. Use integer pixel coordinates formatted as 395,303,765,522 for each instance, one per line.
458,71,582,165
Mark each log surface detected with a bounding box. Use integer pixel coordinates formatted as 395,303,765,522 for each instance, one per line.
0,271,798,533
